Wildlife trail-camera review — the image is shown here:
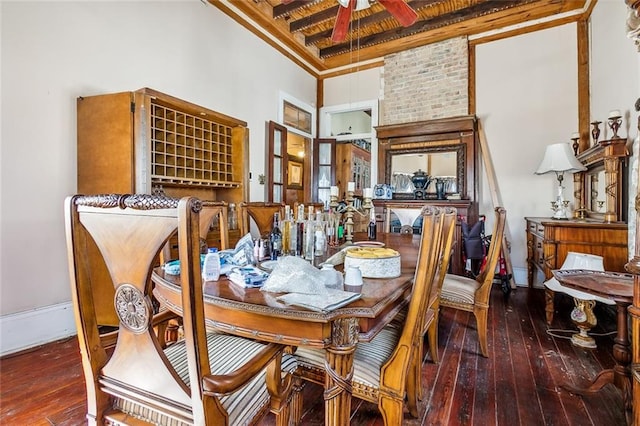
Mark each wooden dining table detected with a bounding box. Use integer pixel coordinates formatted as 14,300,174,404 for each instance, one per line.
152,232,421,426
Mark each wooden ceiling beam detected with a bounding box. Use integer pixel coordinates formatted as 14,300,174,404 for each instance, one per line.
272,0,317,20
320,0,527,57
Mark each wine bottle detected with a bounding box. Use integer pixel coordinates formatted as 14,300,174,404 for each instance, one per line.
296,204,305,257
269,212,282,260
367,210,377,240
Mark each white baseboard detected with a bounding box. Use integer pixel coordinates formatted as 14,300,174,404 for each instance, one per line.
512,266,528,287
0,302,77,357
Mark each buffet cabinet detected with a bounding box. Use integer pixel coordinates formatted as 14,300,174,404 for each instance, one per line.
77,88,248,325
525,217,628,323
374,199,477,275
526,217,628,284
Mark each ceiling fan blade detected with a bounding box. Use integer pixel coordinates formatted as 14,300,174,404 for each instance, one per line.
281,0,295,4
378,0,418,27
331,0,355,43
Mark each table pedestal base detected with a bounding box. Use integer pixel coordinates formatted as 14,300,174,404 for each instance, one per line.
570,329,597,349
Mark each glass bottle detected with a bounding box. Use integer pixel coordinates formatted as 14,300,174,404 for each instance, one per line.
296,204,305,257
282,205,291,256
314,211,326,257
304,209,315,261
269,212,282,260
367,209,377,240
228,203,238,230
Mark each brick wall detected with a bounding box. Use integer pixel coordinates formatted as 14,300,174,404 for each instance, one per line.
381,37,469,125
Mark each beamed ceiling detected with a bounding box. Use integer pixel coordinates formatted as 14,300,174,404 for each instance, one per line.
208,0,590,78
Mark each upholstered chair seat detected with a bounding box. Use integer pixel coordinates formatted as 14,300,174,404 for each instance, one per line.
439,274,481,305
114,333,298,426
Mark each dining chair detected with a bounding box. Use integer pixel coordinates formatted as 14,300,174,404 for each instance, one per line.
160,200,229,263
158,201,230,345
387,207,457,407
292,206,446,424
439,206,507,357
65,194,296,425
238,201,285,238
425,207,458,363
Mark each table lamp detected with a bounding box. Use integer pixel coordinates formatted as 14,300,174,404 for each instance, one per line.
535,142,586,219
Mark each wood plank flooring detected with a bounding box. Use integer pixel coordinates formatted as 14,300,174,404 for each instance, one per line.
0,286,627,425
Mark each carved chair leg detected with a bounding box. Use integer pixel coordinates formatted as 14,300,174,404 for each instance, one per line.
474,307,489,357
379,394,405,426
427,319,439,363
289,376,305,425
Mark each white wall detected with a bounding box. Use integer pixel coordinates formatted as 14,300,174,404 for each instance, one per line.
476,23,579,285
323,67,382,106
590,0,640,260
0,0,316,355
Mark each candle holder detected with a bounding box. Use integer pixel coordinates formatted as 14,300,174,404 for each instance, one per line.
343,189,356,245
329,194,339,211
590,121,601,146
607,114,623,139
340,189,373,247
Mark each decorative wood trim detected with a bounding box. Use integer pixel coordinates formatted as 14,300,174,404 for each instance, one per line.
577,18,591,154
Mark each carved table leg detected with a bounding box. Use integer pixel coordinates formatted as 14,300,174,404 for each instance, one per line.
562,301,632,422
545,288,555,324
324,317,359,426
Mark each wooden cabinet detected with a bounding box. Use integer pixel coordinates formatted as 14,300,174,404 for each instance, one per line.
77,87,249,204
335,142,370,198
374,199,475,275
76,89,248,327
525,217,628,323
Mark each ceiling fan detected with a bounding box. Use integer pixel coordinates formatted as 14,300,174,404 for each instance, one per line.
332,0,418,42
281,0,418,43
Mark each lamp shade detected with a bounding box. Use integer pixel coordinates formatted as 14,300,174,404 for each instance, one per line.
543,252,613,304
534,143,586,175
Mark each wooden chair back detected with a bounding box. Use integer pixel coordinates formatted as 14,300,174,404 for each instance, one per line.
239,202,285,237
160,200,229,264
377,206,445,413
473,207,507,305
65,194,293,425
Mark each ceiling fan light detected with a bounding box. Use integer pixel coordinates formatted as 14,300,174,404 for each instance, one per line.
337,0,350,7
355,0,371,11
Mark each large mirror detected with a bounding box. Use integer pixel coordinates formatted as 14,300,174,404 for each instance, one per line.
384,144,466,199
376,116,478,202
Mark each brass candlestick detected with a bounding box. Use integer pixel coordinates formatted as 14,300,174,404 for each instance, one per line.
343,189,355,245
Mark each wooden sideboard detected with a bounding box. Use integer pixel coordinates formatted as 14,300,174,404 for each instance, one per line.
525,217,628,323
375,199,477,276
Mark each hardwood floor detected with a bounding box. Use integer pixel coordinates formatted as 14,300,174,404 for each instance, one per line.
0,287,626,425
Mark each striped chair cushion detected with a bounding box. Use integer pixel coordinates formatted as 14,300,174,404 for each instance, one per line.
440,274,480,305
294,326,401,389
115,333,297,426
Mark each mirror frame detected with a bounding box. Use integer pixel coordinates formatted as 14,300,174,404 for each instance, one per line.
375,116,478,202
574,138,628,222
385,144,466,199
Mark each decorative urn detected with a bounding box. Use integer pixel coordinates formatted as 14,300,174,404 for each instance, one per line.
411,169,432,199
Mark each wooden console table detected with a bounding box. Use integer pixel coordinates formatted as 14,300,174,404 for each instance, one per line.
524,217,628,323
